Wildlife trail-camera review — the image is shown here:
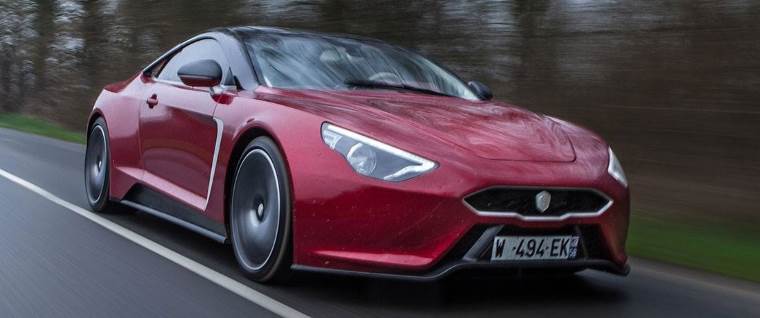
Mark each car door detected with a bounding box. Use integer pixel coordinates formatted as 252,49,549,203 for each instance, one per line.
139,39,229,210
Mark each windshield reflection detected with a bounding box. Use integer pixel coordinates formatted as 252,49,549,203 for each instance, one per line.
243,32,479,100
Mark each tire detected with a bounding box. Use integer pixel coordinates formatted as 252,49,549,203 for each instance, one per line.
84,118,115,212
230,137,292,283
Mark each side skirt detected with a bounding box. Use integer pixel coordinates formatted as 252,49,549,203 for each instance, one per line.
121,185,227,243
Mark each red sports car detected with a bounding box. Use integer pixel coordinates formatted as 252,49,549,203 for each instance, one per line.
84,26,630,283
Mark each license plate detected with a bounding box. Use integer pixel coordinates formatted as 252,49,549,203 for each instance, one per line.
491,236,579,261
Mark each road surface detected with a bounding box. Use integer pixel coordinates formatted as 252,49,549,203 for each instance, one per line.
0,127,758,317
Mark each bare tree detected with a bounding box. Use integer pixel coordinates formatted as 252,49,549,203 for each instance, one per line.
0,1,37,113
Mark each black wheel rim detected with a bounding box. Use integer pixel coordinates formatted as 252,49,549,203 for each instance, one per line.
85,125,107,204
232,149,281,271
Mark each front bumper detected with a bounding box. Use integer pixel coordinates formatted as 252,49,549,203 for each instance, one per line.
292,223,629,281
291,145,630,279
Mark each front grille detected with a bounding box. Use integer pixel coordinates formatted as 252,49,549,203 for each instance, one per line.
465,188,610,217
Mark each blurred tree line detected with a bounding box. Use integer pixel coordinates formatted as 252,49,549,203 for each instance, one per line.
0,0,759,224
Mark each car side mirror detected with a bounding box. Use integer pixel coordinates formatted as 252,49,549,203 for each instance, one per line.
468,81,493,101
177,59,222,87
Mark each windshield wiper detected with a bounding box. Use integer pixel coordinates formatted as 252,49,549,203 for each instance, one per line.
344,79,453,97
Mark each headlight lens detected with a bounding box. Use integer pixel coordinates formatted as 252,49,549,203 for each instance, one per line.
607,147,628,187
321,123,437,181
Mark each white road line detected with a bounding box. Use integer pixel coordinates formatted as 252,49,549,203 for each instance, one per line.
0,168,309,318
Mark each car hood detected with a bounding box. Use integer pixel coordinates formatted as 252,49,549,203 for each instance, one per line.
260,89,576,162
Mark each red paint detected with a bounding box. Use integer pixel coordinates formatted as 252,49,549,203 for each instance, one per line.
88,35,629,276
138,78,219,210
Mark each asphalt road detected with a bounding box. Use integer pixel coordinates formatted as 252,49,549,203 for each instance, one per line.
0,127,758,318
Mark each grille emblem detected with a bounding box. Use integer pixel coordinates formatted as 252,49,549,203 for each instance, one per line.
535,191,551,213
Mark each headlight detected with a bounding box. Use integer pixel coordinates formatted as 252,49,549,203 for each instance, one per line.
607,147,628,187
321,123,437,181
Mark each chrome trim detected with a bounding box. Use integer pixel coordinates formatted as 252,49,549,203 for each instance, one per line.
153,78,237,93
463,186,614,221
204,117,224,209
153,78,184,86
210,84,237,96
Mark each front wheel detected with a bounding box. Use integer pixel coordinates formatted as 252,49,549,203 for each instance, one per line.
230,137,292,283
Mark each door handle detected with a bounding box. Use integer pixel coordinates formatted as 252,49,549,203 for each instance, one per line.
146,94,158,108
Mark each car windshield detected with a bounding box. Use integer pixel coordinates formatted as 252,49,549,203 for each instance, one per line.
243,32,479,100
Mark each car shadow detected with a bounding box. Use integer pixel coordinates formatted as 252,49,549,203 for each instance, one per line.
287,270,627,312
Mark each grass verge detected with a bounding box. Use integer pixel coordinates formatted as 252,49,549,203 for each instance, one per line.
628,214,760,283
0,113,85,144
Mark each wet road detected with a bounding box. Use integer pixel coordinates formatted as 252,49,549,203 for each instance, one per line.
0,127,759,317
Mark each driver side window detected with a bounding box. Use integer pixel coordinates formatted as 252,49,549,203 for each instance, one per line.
157,39,230,83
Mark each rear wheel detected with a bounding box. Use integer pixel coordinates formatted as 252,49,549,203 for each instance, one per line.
230,137,292,283
84,118,114,212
